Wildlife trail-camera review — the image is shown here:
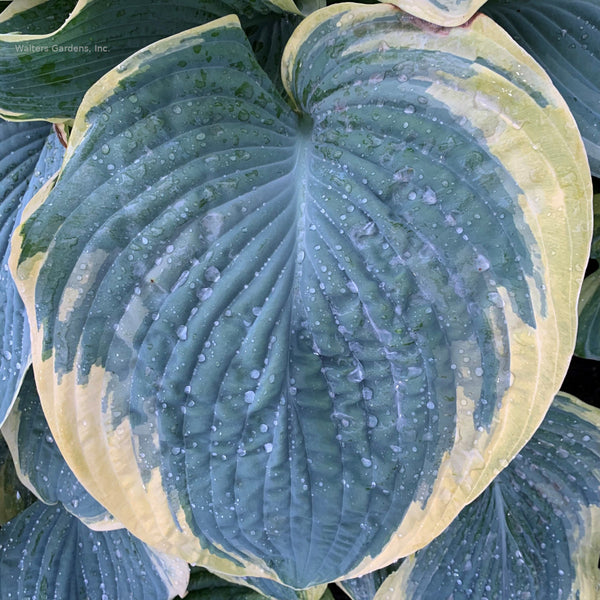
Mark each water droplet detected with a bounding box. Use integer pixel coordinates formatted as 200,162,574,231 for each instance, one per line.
422,187,437,205
244,390,255,403
361,457,372,468
347,362,365,383
101,144,110,155
404,105,415,114
198,288,213,301
259,424,268,433
172,105,182,114
250,369,260,379
474,254,490,272
264,443,273,453
176,325,188,341
204,266,220,282
367,415,378,428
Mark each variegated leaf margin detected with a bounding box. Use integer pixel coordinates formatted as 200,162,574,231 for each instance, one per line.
482,0,600,177
372,393,600,600
383,0,486,26
10,4,592,588
0,501,189,600
1,368,116,528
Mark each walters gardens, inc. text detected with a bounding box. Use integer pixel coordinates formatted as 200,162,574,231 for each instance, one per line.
15,43,109,54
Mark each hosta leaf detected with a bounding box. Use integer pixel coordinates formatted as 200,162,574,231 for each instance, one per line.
0,0,305,122
0,0,77,34
575,268,600,360
575,193,600,359
372,393,600,600
336,561,401,600
0,501,189,600
382,0,486,26
245,13,303,93
482,0,600,177
1,368,115,528
0,118,51,426
0,432,35,524
11,4,592,588
591,193,600,261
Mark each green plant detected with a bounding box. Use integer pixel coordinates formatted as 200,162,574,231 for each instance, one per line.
0,0,598,598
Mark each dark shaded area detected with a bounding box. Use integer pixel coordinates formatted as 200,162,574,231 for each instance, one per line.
562,355,600,409
330,586,351,599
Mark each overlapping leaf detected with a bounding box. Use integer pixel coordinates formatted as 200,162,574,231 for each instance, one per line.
0,0,77,34
382,0,486,26
0,501,189,600
371,393,600,599
0,118,55,426
10,4,592,588
1,368,115,527
482,0,600,177
0,0,314,121
576,193,600,359
337,561,401,600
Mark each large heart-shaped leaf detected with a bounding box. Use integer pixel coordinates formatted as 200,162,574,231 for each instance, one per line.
10,4,592,588
0,501,189,600
0,0,309,121
1,368,115,528
370,393,600,599
0,118,54,426
482,0,600,177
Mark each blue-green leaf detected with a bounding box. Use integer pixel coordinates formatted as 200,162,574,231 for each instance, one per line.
0,501,189,600
337,561,401,600
10,5,592,588
373,393,600,599
575,193,600,359
0,0,305,121
0,118,52,426
482,0,600,177
0,0,77,34
575,268,600,359
1,368,114,527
